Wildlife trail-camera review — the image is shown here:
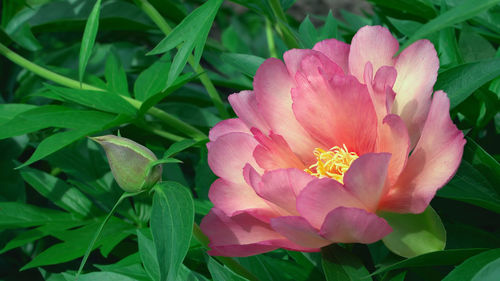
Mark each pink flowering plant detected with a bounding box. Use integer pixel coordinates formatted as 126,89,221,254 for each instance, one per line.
1,0,499,280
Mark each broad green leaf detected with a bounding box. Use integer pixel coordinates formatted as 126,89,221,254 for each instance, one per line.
134,55,171,101
0,202,78,228
400,0,500,51
148,0,223,86
0,104,36,125
79,0,102,82
208,257,249,281
238,254,317,281
137,228,160,281
381,271,406,281
463,137,500,187
220,53,266,78
45,85,137,116
472,257,500,281
20,167,99,218
435,58,500,109
443,248,500,281
458,26,496,62
151,181,194,281
63,272,138,281
371,248,487,275
380,206,446,258
321,244,372,281
105,51,130,97
95,253,150,281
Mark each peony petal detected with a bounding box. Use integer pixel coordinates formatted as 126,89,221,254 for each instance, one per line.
254,58,320,161
207,132,261,184
296,178,365,229
252,128,305,171
283,49,343,80
376,114,410,186
343,153,391,212
255,168,316,215
292,73,377,155
270,216,331,248
364,63,398,122
380,91,466,213
228,90,270,134
313,38,350,73
209,118,250,141
320,207,392,244
348,25,398,82
208,178,276,218
392,40,439,148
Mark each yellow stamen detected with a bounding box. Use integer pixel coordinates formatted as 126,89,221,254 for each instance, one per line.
304,144,359,184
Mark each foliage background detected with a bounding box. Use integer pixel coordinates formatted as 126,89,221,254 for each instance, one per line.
0,0,499,280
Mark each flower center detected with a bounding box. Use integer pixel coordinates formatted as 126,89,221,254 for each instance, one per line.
304,144,359,184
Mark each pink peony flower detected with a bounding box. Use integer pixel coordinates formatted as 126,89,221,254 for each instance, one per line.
200,26,465,257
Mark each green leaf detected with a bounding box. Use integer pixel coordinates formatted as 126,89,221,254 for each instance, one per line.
371,248,487,275
105,52,130,97
137,228,160,281
321,244,372,281
435,58,500,109
380,206,446,258
208,257,249,281
151,181,194,281
471,256,500,281
0,104,36,126
400,0,500,51
220,53,266,78
163,139,198,158
367,0,437,20
79,0,102,82
20,167,99,218
63,272,138,281
0,202,78,229
443,248,500,281
134,55,171,101
148,0,223,86
319,10,338,41
95,253,150,281
298,15,317,48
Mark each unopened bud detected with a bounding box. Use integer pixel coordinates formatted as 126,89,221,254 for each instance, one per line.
92,135,162,192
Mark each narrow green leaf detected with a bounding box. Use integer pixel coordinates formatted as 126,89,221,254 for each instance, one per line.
151,181,194,281
134,55,171,101
400,0,500,51
163,139,198,158
79,0,102,82
443,248,500,281
298,15,317,48
105,52,130,97
367,0,437,20
319,10,338,41
0,202,78,228
208,257,249,281
321,244,372,281
435,58,500,109
380,206,446,258
220,53,266,78
20,167,99,218
0,104,36,126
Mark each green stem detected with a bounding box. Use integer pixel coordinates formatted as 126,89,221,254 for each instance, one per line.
0,43,207,140
268,0,299,49
135,0,230,119
193,224,260,281
265,18,278,58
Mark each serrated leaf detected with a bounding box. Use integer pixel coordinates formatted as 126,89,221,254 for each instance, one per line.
380,206,446,258
151,181,194,281
79,0,102,82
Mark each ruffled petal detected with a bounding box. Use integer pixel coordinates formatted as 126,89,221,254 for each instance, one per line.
207,132,261,184
379,91,466,213
319,207,392,244
313,38,350,73
254,58,320,161
270,216,331,248
209,118,250,141
283,49,343,80
296,178,365,229
292,73,377,155
364,63,398,122
343,153,391,212
228,90,270,133
252,128,305,171
392,40,439,148
348,25,398,82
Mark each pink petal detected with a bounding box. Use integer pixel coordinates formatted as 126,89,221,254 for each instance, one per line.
209,118,250,141
320,207,392,244
364,62,398,122
292,73,377,155
254,58,320,161
380,91,466,213
348,25,398,82
270,216,331,248
228,90,270,134
376,114,410,186
343,153,391,212
252,128,305,171
296,178,365,229
313,38,350,73
208,178,276,219
392,40,439,148
283,49,343,80
255,168,316,215
207,132,261,184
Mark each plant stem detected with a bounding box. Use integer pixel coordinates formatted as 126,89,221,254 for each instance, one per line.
0,43,207,141
268,0,299,49
135,0,230,119
265,18,278,58
192,223,260,281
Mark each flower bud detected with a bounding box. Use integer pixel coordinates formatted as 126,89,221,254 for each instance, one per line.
92,135,162,192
